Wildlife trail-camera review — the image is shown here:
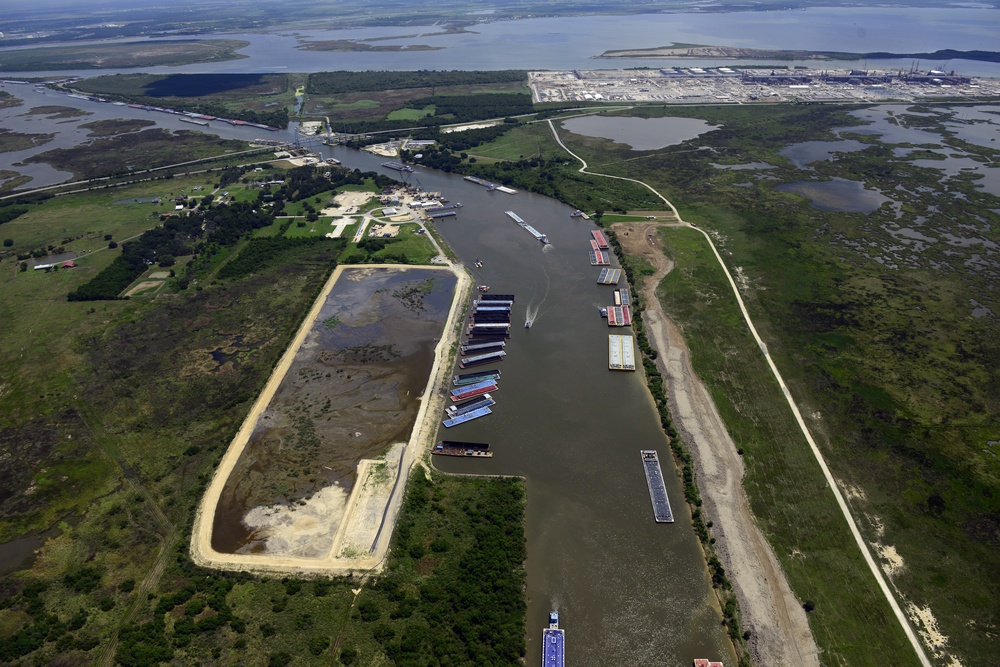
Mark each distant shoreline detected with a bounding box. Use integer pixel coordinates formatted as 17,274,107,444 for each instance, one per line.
598,45,1000,64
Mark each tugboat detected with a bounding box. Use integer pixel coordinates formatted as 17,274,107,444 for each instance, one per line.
542,611,565,667
525,319,532,329
477,285,490,292
474,258,484,268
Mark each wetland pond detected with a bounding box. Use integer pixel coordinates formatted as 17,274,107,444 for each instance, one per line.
561,115,719,150
776,178,891,213
211,267,455,556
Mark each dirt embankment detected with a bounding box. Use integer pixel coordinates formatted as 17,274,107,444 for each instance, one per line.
612,221,819,667
189,263,472,576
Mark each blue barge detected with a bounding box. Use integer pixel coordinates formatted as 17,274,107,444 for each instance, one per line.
443,406,492,428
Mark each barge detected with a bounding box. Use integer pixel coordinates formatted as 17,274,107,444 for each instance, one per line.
443,406,492,428
450,383,497,401
505,211,549,244
480,294,515,302
606,305,632,327
591,229,610,249
433,441,492,457
597,268,623,285
447,395,494,415
453,369,500,385
542,611,565,667
641,450,675,523
460,350,507,368
381,161,413,173
590,250,611,266
179,116,210,126
608,334,636,371
461,340,507,354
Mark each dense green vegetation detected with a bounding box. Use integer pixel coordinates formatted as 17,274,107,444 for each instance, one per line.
70,73,291,128
307,70,525,95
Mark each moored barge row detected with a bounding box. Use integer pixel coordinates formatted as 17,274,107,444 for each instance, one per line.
591,229,610,249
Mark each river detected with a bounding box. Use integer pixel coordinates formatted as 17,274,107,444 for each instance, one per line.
301,144,731,664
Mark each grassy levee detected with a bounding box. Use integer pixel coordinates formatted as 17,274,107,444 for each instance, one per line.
656,226,920,666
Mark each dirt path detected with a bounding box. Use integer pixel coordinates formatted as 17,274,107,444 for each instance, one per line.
613,221,819,667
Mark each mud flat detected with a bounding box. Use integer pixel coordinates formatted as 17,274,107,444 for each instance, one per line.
190,263,470,575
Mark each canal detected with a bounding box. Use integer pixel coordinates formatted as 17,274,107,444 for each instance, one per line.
320,144,735,665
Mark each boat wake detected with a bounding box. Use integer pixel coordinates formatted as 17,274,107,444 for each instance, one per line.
525,263,551,328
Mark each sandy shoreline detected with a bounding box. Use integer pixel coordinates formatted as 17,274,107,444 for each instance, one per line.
189,261,472,576
613,221,819,667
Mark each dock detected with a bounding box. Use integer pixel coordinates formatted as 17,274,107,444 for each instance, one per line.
590,250,611,266
608,335,636,371
597,268,623,285
641,450,675,523
433,441,493,457
443,406,492,428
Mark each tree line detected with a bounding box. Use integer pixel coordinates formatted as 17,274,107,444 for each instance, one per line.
306,70,525,95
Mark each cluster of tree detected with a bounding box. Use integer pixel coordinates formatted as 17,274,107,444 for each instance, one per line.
410,92,533,123
218,236,344,280
68,203,273,301
416,120,517,152
341,93,532,137
271,166,394,204
0,582,99,662
306,70,525,95
0,204,29,226
353,470,526,665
